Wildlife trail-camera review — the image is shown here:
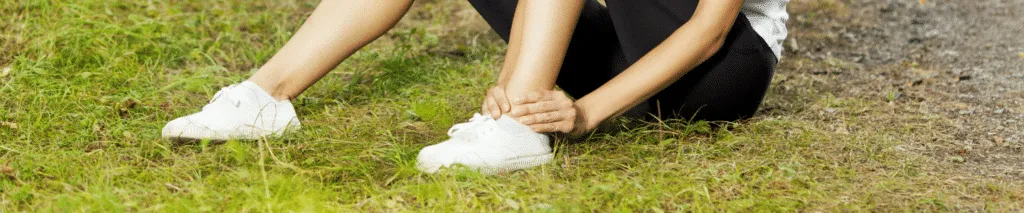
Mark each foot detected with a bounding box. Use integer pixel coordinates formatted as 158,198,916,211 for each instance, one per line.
162,81,300,141
416,113,554,174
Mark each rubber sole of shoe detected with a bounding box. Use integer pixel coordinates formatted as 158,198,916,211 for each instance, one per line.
163,127,298,144
417,152,554,175
481,152,554,175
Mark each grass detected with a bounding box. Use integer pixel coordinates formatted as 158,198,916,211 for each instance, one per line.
1,0,1022,211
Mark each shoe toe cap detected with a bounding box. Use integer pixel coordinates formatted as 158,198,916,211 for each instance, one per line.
161,117,188,137
415,145,446,173
416,140,466,173
162,117,217,140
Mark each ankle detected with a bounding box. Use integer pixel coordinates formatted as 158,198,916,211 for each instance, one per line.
246,79,293,101
268,90,293,102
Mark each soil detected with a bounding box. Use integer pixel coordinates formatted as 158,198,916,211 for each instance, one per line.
784,0,1023,180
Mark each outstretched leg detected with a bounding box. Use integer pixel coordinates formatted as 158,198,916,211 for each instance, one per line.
249,0,414,101
163,0,414,141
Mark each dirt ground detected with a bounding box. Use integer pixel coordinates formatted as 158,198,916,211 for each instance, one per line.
785,0,1023,180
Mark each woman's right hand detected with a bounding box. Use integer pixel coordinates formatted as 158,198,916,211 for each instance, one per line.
481,86,512,119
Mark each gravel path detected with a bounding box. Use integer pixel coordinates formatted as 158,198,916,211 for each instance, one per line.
805,0,1024,179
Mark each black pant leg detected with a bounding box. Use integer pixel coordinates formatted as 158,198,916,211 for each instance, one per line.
605,0,777,121
467,0,627,99
663,14,777,121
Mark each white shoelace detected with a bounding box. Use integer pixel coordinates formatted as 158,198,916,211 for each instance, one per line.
202,84,243,111
447,113,494,137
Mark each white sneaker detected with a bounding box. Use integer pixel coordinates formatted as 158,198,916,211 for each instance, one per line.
416,113,554,174
162,81,300,141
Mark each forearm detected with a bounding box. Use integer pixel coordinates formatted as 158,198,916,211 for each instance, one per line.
250,0,413,99
574,1,741,129
497,0,585,94
494,2,528,87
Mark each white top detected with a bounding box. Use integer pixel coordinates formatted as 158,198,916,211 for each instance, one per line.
741,0,790,61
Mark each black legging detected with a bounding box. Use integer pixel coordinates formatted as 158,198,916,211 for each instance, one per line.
468,0,778,122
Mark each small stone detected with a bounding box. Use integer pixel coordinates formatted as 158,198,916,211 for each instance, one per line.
825,108,837,113
0,121,15,129
994,108,1005,114
924,30,940,39
950,156,965,163
165,183,184,192
786,38,800,53
123,131,135,140
504,198,521,210
955,74,972,81
843,33,857,42
0,166,14,180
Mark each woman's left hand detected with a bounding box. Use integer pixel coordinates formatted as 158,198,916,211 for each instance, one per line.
509,90,583,134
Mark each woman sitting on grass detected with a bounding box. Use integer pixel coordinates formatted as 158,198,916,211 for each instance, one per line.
162,0,789,174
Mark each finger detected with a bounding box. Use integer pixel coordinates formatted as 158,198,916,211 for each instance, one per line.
512,91,550,104
511,101,553,117
531,120,574,133
489,88,512,113
511,100,572,116
481,96,491,113
529,123,559,133
535,112,562,123
545,111,577,133
486,97,502,119
533,120,573,133
557,120,575,133
518,111,565,125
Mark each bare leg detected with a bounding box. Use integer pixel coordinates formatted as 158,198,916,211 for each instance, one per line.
493,2,525,87
248,0,413,101
499,1,584,97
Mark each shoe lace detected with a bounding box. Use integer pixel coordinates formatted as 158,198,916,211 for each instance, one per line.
447,113,494,137
202,84,243,111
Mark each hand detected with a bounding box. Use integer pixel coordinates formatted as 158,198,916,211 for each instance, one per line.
509,90,580,134
481,86,512,119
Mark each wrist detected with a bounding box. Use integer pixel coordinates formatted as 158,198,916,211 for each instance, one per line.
572,101,601,134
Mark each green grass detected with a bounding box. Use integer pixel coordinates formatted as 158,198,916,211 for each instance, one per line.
1,0,1022,212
